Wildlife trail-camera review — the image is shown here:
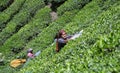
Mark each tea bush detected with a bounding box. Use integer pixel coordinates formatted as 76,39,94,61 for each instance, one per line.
0,0,11,11
0,0,45,46
0,0,26,31
39,3,120,73
1,7,51,54
57,0,91,16
0,0,9,7
20,0,120,73
0,0,119,73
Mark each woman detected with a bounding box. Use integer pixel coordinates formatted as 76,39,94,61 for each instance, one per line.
27,48,35,58
55,29,72,52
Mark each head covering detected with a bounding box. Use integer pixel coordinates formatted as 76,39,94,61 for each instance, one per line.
58,29,66,38
59,29,65,34
27,48,33,53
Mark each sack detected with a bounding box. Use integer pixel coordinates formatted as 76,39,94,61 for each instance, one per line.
10,59,26,68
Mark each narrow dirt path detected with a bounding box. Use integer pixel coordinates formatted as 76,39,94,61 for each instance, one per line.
47,3,58,21
50,11,58,21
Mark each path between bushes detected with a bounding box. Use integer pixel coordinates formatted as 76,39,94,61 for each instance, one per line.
50,11,58,21
47,3,58,21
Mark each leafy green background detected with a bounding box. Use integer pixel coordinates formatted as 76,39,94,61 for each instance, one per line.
0,0,120,73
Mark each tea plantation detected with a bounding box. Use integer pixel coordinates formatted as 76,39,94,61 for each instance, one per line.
0,0,120,73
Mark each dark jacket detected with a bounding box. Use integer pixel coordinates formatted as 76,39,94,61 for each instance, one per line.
57,35,72,51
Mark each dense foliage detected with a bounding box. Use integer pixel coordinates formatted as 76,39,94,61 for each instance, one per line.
0,0,13,11
0,0,45,46
0,0,119,73
1,7,51,55
0,0,26,31
57,0,91,16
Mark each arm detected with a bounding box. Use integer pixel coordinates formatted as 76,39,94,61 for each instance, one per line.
66,35,73,39
58,38,68,44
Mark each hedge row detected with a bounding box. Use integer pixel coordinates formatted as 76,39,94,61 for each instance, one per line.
20,0,120,73
0,0,14,12
65,0,118,34
0,0,9,7
0,0,26,32
0,0,45,46
1,7,51,55
57,0,91,16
